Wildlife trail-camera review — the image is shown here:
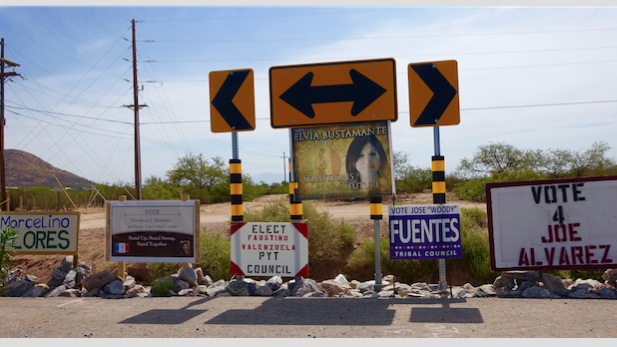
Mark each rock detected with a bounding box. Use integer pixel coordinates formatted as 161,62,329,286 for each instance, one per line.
476,284,496,296
8,268,23,280
383,275,395,283
173,279,190,293
47,277,64,287
104,280,125,295
273,288,291,297
541,273,569,296
178,289,196,296
292,278,323,297
602,269,617,288
349,280,361,289
50,267,69,281
569,289,601,299
130,293,151,298
357,281,375,293
562,278,574,288
83,288,101,297
517,281,536,293
45,285,67,298
125,285,148,297
206,283,227,297
22,286,47,298
452,287,469,299
600,288,617,299
78,261,92,276
82,270,115,292
363,291,379,299
3,280,33,297
196,285,208,295
334,274,348,284
24,275,38,283
502,270,540,282
200,275,214,286
123,278,136,291
463,283,475,291
73,267,86,286
320,280,348,297
63,270,77,288
267,276,283,291
59,289,82,297
177,267,198,287
522,287,555,298
195,267,204,285
493,276,516,291
226,280,250,296
497,290,521,298
254,285,274,296
573,278,602,288
377,290,394,297
60,256,74,272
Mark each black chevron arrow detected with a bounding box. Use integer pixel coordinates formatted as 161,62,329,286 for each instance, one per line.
279,69,387,119
212,70,252,130
411,64,457,126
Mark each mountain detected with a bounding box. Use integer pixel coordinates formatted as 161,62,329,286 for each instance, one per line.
4,149,94,189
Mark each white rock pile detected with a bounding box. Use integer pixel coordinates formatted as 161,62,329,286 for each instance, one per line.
2,256,616,300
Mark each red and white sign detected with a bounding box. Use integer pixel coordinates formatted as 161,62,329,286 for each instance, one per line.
487,176,617,271
230,222,308,277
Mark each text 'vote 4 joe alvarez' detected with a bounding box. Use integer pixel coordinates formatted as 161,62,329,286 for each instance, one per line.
389,204,462,260
487,177,617,271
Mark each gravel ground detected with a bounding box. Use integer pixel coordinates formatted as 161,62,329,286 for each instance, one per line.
0,296,616,338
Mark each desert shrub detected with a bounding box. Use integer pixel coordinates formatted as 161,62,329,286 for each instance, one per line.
150,275,175,297
147,229,231,283
243,200,356,265
0,226,19,293
347,237,437,283
458,208,500,283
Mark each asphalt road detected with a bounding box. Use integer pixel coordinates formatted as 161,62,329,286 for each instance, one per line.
1,296,616,338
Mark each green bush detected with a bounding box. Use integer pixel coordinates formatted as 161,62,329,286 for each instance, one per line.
147,229,231,283
1,226,19,294
150,275,175,297
457,208,500,283
347,237,437,283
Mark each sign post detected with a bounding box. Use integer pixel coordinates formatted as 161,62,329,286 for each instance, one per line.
408,59,460,297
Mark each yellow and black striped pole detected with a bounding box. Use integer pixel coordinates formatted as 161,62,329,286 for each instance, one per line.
370,195,383,290
230,159,243,222
289,181,302,220
432,155,446,204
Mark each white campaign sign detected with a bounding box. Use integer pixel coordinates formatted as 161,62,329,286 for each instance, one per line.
230,222,308,277
487,177,617,271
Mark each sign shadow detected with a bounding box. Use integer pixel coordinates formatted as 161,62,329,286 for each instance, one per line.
408,299,484,324
119,297,213,325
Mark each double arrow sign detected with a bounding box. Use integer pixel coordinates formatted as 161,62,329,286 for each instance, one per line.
270,59,397,128
209,59,459,132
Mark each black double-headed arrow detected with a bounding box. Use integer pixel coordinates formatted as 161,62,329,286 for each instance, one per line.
211,70,252,130
279,69,387,119
411,63,457,126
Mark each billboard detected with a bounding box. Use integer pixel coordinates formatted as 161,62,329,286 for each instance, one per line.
487,176,617,271
291,120,394,200
389,204,462,260
0,212,79,255
106,200,200,263
230,222,308,277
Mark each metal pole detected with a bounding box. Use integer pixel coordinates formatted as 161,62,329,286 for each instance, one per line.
232,132,238,160
434,126,447,295
0,38,6,211
132,19,142,200
374,219,382,290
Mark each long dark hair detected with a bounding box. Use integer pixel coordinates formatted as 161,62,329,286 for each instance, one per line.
345,134,388,184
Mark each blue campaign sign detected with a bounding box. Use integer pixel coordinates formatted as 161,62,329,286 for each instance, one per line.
389,204,462,260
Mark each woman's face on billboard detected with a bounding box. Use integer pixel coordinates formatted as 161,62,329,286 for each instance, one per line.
355,142,381,182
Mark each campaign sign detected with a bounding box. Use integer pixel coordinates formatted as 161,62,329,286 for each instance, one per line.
389,204,461,260
230,222,308,277
108,200,199,263
292,120,394,200
0,212,79,255
487,176,617,271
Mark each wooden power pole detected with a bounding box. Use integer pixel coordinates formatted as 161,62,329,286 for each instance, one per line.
0,38,21,211
131,19,143,200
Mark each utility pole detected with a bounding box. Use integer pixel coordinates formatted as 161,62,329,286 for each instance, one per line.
0,38,21,211
131,20,143,200
280,151,288,184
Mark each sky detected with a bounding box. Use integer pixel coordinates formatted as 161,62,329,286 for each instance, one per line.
1,4,616,187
